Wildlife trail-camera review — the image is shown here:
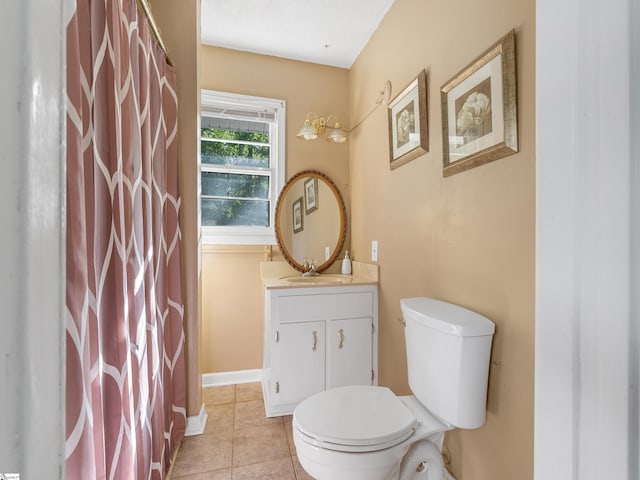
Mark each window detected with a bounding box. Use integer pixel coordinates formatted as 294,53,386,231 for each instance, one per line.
200,90,285,245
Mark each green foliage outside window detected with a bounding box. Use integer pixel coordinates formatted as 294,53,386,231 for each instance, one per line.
201,126,271,227
201,128,269,168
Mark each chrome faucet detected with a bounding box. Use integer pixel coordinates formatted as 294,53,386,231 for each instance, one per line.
302,259,319,277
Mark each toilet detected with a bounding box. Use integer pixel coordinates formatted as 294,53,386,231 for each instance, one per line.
292,297,495,480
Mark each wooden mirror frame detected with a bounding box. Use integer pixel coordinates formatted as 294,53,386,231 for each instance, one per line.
274,170,347,273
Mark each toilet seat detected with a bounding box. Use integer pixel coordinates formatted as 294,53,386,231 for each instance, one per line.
293,385,418,453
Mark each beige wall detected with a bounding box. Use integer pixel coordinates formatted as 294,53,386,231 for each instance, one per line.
149,0,202,416
200,46,350,373
201,246,268,372
349,0,535,478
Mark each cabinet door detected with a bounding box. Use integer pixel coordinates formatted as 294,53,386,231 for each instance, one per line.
327,317,373,388
274,321,325,404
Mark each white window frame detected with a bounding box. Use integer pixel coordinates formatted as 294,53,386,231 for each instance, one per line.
200,89,285,245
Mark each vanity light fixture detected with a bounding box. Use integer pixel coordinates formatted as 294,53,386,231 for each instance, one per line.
296,113,348,143
296,81,393,145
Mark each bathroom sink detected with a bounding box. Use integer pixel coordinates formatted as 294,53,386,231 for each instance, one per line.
281,275,352,284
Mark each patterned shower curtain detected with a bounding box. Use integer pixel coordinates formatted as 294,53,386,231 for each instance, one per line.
65,1,186,478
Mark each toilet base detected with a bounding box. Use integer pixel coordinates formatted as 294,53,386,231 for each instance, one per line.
294,433,412,480
398,438,455,480
296,439,456,480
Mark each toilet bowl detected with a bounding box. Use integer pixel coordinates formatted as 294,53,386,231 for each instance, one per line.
292,297,495,480
293,386,451,480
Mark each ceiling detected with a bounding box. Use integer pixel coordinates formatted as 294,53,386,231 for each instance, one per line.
200,0,396,69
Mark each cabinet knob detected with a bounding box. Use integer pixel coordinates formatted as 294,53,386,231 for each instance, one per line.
312,330,318,351
338,329,344,349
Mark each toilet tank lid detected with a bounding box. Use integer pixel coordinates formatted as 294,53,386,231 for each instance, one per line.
400,297,495,337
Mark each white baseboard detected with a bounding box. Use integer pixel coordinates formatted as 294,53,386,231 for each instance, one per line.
184,403,208,437
202,369,262,388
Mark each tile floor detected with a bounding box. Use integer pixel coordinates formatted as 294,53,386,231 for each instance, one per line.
171,382,314,480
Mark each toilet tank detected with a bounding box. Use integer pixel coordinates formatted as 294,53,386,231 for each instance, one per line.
400,297,495,429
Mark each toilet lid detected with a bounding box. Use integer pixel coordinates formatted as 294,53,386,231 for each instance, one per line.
293,385,417,452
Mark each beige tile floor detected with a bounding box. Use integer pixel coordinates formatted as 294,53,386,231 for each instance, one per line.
171,382,314,480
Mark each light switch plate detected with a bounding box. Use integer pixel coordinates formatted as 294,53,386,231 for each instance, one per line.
371,240,378,262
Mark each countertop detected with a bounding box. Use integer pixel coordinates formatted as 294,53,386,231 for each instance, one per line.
260,261,379,290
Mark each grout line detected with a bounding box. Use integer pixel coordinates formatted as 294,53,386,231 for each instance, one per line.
165,437,182,480
288,454,299,480
231,383,237,471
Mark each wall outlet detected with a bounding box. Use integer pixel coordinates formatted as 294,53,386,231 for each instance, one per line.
325,246,331,260
371,240,378,262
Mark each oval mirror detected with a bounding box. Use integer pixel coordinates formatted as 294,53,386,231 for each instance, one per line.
275,170,347,273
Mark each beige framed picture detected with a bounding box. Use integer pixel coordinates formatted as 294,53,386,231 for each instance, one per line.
441,29,518,176
388,69,428,169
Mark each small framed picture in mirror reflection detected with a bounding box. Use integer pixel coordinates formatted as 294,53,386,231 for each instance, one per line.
293,197,304,234
304,177,318,214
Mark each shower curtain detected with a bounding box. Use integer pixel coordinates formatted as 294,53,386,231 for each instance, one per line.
65,1,186,478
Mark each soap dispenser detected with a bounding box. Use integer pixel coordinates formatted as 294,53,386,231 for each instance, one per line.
341,251,352,275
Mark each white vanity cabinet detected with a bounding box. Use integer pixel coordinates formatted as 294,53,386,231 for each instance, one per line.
262,284,378,417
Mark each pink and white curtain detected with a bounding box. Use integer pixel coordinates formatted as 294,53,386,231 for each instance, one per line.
65,1,186,478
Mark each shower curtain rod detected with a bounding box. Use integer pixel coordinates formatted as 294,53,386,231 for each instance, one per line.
137,0,174,67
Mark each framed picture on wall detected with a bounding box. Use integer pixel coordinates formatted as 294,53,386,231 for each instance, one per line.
304,176,318,214
388,69,429,170
441,29,518,177
292,197,303,234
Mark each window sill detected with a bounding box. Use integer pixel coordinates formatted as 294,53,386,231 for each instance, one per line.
201,228,276,246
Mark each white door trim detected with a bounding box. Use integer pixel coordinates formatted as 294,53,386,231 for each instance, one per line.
0,0,69,478
535,0,638,478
